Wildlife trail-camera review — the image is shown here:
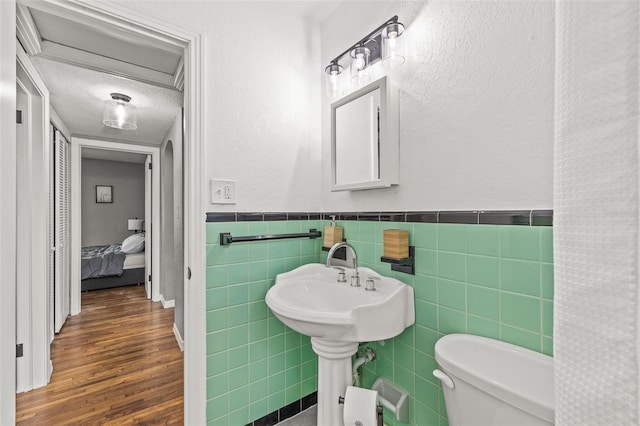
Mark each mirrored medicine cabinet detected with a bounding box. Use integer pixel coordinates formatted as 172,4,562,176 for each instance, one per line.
331,76,399,192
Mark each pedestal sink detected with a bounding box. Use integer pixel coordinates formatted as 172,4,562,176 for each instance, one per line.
265,263,415,426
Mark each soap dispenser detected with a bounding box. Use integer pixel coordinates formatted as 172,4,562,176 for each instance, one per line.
323,215,344,248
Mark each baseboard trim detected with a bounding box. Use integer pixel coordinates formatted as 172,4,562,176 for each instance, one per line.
160,295,175,309
173,323,184,352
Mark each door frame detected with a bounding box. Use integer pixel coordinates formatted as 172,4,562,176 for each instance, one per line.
3,1,206,424
1,2,17,422
48,2,206,423
145,154,153,299
70,139,161,308
16,44,52,393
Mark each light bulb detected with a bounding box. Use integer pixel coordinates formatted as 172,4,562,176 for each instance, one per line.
350,46,370,84
116,103,126,127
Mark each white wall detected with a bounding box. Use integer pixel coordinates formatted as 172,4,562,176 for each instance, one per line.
121,1,554,213
121,1,323,212
321,1,555,211
160,111,184,333
81,158,145,246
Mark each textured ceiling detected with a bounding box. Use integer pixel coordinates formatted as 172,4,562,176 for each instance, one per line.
32,56,183,145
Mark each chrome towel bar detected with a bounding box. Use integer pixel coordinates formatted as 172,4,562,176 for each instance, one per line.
219,229,321,246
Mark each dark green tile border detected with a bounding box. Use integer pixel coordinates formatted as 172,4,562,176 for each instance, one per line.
247,392,317,426
206,210,553,226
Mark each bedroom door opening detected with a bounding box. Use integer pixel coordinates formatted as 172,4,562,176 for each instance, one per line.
77,148,150,296
72,141,161,312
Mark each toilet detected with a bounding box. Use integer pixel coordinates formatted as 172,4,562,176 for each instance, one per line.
433,334,554,426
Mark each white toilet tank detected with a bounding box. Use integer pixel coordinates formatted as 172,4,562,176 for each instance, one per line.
434,334,554,426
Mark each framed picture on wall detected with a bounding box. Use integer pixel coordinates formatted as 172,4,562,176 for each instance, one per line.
96,185,113,203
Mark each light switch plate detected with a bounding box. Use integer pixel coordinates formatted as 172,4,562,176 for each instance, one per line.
211,179,236,204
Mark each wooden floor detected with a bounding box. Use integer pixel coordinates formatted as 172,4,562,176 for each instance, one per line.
16,285,184,425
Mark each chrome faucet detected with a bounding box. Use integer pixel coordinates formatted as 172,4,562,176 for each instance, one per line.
326,242,359,286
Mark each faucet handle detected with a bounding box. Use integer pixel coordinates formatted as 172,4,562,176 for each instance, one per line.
329,266,347,282
365,275,380,291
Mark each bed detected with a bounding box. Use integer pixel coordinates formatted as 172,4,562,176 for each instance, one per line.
81,234,146,291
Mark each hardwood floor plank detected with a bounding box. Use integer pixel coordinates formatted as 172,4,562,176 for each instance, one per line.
16,285,184,425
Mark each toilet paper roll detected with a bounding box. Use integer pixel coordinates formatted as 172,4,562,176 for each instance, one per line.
343,385,379,426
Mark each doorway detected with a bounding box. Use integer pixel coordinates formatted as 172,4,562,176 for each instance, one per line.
71,140,161,310
3,2,206,424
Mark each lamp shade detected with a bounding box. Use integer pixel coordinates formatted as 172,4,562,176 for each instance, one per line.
381,22,406,68
128,219,144,232
325,63,344,98
103,93,137,130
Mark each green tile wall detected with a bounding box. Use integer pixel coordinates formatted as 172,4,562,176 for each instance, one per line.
205,220,323,425
205,218,553,426
318,221,554,426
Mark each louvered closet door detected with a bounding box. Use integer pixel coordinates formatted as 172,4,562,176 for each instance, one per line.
54,129,70,333
48,124,55,339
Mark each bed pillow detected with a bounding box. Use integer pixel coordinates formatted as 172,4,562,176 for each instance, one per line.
122,233,145,254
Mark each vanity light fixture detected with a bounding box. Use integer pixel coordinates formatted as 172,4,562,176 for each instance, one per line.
324,15,406,96
103,93,137,130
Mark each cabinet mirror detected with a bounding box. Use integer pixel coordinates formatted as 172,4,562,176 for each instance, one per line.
331,76,398,191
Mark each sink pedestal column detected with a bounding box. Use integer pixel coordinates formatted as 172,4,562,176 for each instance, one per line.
311,338,359,426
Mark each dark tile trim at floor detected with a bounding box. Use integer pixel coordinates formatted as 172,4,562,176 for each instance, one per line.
207,210,553,226
248,392,318,426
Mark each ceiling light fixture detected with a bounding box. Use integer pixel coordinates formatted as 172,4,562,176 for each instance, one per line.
324,16,406,97
103,93,137,130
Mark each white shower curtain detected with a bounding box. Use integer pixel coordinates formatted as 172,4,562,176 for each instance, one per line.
554,1,639,424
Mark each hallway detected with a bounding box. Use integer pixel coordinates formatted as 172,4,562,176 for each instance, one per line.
16,285,183,425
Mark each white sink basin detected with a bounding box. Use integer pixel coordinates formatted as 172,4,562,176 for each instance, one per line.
265,263,415,342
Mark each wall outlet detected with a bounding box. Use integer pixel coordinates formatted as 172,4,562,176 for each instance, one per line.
211,179,236,204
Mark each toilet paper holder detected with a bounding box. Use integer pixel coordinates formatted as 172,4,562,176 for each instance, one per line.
372,377,410,423
338,395,383,426
339,377,410,425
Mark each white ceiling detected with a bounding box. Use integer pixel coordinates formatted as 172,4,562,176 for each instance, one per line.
32,56,183,145
19,2,184,146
